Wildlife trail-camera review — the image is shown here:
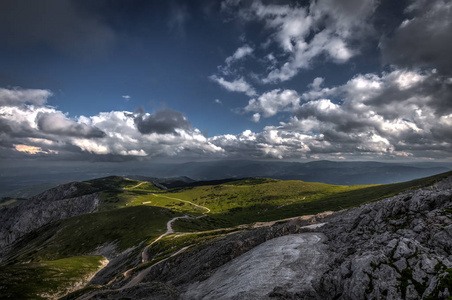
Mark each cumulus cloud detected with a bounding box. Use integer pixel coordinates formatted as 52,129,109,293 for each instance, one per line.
209,75,257,96
207,67,450,160
279,69,452,158
308,77,325,91
252,113,261,123
2,71,452,161
0,88,224,160
76,110,222,158
244,89,300,118
381,0,452,74
0,87,52,106
209,128,315,159
133,108,192,135
36,112,105,138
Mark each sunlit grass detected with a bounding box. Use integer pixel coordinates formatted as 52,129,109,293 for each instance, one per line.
0,255,106,299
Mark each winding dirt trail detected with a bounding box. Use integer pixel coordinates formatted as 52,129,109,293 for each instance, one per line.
76,212,328,300
78,215,191,300
119,245,191,291
121,215,189,279
125,181,146,189
151,193,211,214
140,215,190,263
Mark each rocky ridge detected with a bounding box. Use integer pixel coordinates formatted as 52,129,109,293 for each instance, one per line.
83,176,452,299
0,182,100,259
315,176,452,299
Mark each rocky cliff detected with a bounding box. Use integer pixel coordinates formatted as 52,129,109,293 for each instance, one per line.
315,176,452,299
0,182,100,259
85,176,452,299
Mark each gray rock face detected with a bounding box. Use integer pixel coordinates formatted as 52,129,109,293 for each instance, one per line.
0,182,100,259
314,177,452,300
182,233,329,300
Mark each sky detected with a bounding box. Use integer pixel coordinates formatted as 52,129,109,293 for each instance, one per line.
1,0,452,164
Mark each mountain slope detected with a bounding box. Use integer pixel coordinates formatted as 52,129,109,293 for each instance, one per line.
1,172,452,299
0,256,108,300
76,173,452,299
0,182,100,258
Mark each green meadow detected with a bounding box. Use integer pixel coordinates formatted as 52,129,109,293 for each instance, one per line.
0,255,106,299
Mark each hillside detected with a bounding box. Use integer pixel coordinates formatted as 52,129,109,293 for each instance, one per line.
0,171,452,299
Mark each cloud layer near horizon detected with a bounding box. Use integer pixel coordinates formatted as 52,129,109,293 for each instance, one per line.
1,0,452,162
1,69,452,161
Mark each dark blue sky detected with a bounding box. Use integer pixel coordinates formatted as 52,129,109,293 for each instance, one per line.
1,0,451,163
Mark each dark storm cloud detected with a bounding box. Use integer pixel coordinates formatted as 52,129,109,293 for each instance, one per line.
380,0,452,74
364,72,452,116
134,109,192,135
0,118,13,134
0,0,116,57
36,112,106,138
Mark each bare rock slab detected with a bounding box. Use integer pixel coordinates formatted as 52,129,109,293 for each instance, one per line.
182,233,328,300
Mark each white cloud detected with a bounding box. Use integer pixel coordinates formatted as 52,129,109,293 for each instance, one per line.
208,128,315,159
37,112,105,138
252,113,261,122
209,75,257,96
222,0,378,83
281,69,452,157
244,89,300,117
2,70,452,162
203,67,451,160
122,95,131,100
72,139,110,155
0,87,52,106
262,27,355,83
214,99,222,105
225,45,254,65
213,45,255,95
308,77,325,91
0,87,224,160
392,70,426,90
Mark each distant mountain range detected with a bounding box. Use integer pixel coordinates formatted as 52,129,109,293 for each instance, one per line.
0,160,450,197
149,160,450,185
